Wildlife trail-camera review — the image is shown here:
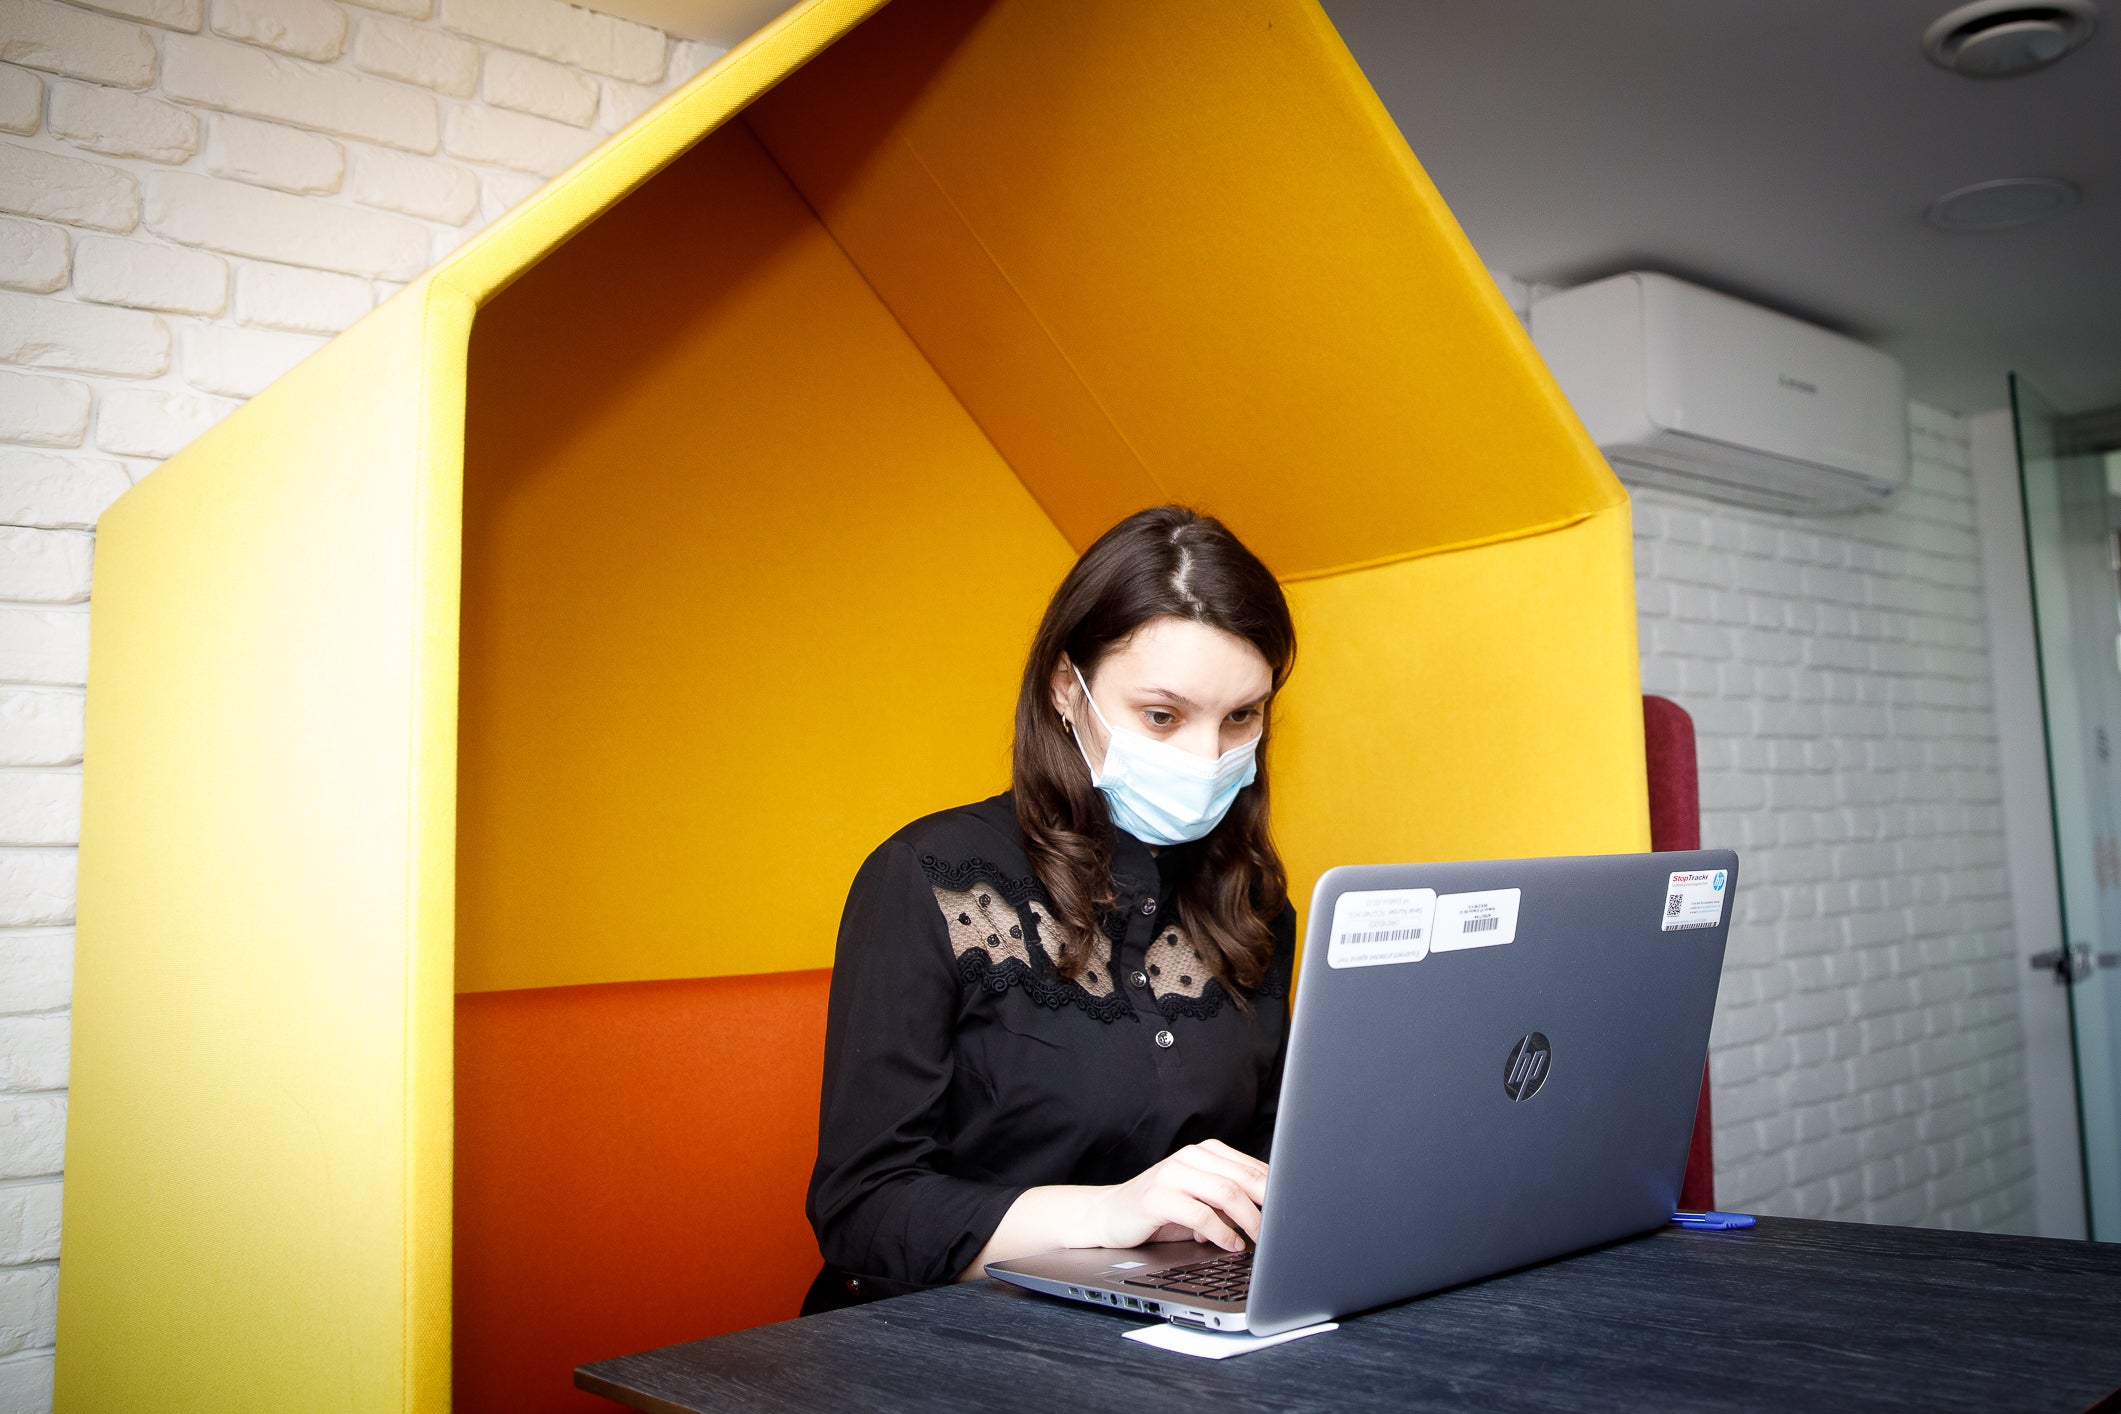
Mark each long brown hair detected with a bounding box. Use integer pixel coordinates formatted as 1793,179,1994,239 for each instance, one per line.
1013,505,1297,993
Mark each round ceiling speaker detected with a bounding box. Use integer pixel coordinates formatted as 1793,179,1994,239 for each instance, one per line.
1923,0,2098,76
1925,176,2081,230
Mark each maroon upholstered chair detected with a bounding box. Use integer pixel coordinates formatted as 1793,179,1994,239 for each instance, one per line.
1645,695,1717,1211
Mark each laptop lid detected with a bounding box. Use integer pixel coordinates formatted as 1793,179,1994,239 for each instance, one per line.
1244,850,1736,1335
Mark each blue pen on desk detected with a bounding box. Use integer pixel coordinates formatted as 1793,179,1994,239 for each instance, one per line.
1671,1210,1756,1230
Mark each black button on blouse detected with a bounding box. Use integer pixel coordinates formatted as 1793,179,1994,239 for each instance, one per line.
803,792,1295,1303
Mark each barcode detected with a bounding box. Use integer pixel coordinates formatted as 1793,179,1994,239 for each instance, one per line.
1340,927,1422,945
1461,915,1500,934
1666,894,1682,916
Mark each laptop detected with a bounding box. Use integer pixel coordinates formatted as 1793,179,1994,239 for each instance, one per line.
986,849,1738,1337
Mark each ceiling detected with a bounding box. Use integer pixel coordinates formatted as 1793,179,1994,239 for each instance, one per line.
589,0,2121,414
594,0,793,47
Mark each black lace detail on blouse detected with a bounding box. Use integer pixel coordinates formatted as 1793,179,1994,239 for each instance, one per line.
919,854,1140,1024
916,853,1287,1026
918,854,1044,906
1150,953,1289,1022
953,950,1138,1023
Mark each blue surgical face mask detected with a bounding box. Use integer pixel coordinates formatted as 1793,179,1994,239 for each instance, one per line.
1069,663,1260,846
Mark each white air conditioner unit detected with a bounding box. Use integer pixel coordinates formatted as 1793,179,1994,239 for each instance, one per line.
1529,272,1909,514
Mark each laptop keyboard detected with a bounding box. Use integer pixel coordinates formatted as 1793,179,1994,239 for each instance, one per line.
1121,1249,1253,1302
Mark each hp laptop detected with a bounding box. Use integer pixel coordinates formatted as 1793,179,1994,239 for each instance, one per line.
987,850,1738,1337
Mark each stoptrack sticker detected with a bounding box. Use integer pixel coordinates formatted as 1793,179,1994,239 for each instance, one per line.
1326,888,1437,968
1431,888,1521,951
1663,869,1728,932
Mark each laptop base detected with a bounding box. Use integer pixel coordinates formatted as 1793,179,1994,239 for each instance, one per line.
986,1241,1250,1331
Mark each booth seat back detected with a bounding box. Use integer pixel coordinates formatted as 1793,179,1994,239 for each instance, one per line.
1644,695,1718,1212
453,969,831,1414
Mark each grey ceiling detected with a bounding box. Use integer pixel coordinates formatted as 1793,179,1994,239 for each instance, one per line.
590,0,792,48
1320,0,2120,415
590,0,2121,415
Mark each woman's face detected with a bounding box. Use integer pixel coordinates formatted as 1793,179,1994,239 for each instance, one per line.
1052,616,1274,769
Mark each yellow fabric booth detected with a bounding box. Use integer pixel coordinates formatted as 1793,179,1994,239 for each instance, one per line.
59,0,1646,1408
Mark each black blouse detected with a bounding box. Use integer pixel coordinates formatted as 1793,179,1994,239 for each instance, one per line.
804,792,1296,1305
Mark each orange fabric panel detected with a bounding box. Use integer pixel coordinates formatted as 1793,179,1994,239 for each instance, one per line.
454,970,830,1414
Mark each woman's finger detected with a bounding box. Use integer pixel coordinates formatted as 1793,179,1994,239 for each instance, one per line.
1175,1146,1269,1206
1153,1192,1245,1252
1199,1173,1262,1241
1195,1139,1270,1181
1160,1164,1262,1242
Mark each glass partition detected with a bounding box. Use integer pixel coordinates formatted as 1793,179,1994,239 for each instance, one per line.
2014,374,2121,1239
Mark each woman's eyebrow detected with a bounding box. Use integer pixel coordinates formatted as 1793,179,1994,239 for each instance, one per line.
1137,688,1271,712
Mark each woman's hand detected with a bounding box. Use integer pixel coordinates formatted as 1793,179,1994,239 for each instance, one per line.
1076,1139,1269,1252
956,1140,1271,1279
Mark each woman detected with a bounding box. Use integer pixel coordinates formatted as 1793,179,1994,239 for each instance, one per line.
803,505,1298,1313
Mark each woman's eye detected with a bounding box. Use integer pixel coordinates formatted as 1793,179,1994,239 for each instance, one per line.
1227,707,1259,725
1142,709,1177,728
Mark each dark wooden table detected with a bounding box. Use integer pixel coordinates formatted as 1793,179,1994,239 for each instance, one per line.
577,1217,2121,1413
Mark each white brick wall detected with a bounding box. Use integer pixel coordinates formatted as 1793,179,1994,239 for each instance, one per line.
0,3,723,1404
1632,405,2038,1233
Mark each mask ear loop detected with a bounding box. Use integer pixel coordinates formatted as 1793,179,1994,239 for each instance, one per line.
1068,662,1111,731
1064,662,1108,783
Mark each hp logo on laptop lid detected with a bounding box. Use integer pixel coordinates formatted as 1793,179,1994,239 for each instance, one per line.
1504,1032,1551,1101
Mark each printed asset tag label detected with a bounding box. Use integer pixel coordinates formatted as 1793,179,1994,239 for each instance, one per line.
1326,887,1436,968
1662,869,1729,932
1432,888,1521,951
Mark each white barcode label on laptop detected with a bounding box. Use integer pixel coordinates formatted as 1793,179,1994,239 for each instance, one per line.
1662,869,1728,932
1432,888,1521,951
1326,888,1437,968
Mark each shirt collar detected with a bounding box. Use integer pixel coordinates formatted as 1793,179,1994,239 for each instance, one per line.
1108,825,1168,897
